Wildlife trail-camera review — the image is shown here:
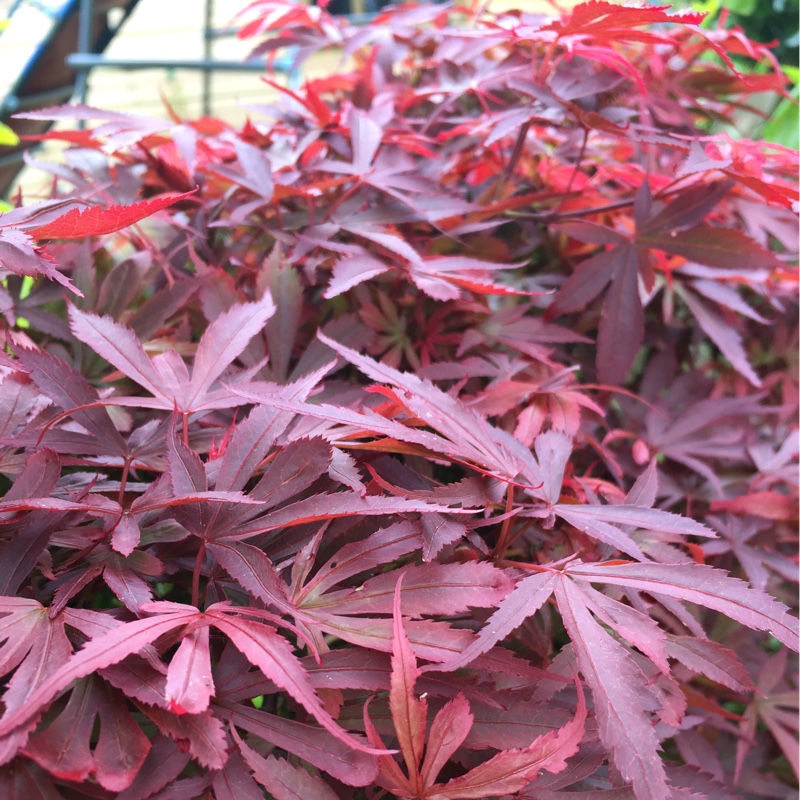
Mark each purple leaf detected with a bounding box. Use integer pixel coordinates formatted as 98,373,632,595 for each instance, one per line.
307,562,511,617
389,577,427,790
165,626,215,715
188,294,275,407
207,607,385,754
0,228,79,293
235,733,341,800
638,226,783,270
567,561,800,651
420,693,474,788
216,701,378,786
554,576,669,800
425,571,559,672
597,243,643,385
209,748,267,800
427,683,586,799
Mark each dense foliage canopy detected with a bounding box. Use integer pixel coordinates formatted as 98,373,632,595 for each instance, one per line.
0,2,797,798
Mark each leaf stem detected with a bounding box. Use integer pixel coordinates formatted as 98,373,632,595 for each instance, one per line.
493,484,515,557
118,458,131,506
192,540,206,609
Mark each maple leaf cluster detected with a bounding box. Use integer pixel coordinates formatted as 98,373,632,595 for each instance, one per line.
0,2,797,798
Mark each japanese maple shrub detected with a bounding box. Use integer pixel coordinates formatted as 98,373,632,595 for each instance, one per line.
0,1,797,798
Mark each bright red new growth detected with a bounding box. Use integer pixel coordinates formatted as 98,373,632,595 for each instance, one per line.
27,188,197,239
0,1,796,798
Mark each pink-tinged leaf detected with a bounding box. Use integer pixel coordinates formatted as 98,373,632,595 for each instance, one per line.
0,606,198,747
677,287,762,387
554,503,714,561
0,757,67,799
425,571,559,672
210,749,267,800
114,736,190,800
207,540,295,614
597,243,643,386
165,626,215,715
0,599,48,677
664,636,754,693
316,615,476,664
28,190,197,240
23,679,95,785
307,562,511,617
569,580,670,675
625,459,658,508
0,228,80,293
325,254,390,298
316,332,519,478
100,655,169,709
234,493,476,541
567,561,800,651
246,436,332,507
207,610,385,754
110,512,141,557
328,447,365,493
188,294,276,407
420,693,474,788
709,491,798,521
166,420,207,497
299,521,423,601
422,513,467,561
350,109,383,174
228,384,493,474
93,680,151,791
2,608,72,716
13,347,126,450
216,701,378,786
1,448,60,506
534,431,572,506
554,576,668,800
102,552,153,612
389,576,427,789
68,306,164,400
427,683,586,799
362,697,415,796
638,226,783,270
141,705,228,770
233,728,341,800
213,406,291,492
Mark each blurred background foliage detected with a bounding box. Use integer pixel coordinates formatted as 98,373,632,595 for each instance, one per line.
686,0,798,147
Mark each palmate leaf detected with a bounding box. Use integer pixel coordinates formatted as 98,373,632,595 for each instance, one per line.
554,577,668,800
216,701,379,786
23,676,149,792
521,431,715,561
68,293,276,413
302,561,511,617
371,579,587,799
315,332,522,479
0,601,386,766
232,728,341,800
426,686,586,800
566,561,800,651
